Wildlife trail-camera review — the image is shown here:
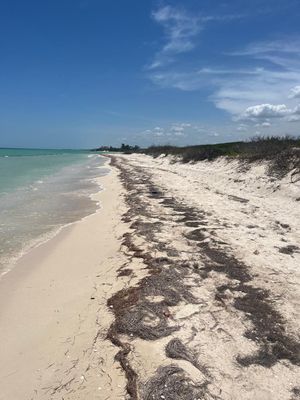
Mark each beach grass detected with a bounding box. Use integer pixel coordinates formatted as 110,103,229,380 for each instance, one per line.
144,135,300,177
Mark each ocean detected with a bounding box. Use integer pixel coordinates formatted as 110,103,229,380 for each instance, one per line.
0,148,108,276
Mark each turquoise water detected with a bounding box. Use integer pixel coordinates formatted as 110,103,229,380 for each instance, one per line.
0,148,91,193
0,148,108,275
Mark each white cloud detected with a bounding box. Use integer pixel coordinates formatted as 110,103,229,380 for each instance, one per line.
138,122,227,144
149,6,242,70
213,39,300,116
149,68,262,91
148,36,300,130
289,85,300,98
285,115,300,122
294,105,300,114
142,127,165,136
149,64,300,117
145,25,300,137
285,104,300,121
208,132,219,137
254,122,271,129
237,103,300,124
153,126,165,136
213,68,300,115
169,123,192,136
141,122,193,138
149,70,207,90
227,39,300,72
239,104,291,120
170,125,184,134
228,39,300,57
199,67,264,75
180,123,192,127
237,124,248,132
149,6,203,69
261,122,271,128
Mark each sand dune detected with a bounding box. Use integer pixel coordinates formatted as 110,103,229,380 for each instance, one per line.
106,154,299,400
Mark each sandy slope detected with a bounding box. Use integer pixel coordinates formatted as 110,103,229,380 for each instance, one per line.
107,154,300,400
123,154,300,333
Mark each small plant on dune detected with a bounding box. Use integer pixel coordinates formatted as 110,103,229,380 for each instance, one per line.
144,135,300,177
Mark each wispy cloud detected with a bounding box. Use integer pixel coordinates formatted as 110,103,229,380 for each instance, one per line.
214,39,300,120
237,123,248,132
256,122,271,128
289,85,300,98
146,4,300,136
148,5,203,69
150,67,266,91
149,70,207,90
227,38,300,69
149,36,300,127
148,5,242,70
141,122,191,138
212,67,300,115
137,122,224,146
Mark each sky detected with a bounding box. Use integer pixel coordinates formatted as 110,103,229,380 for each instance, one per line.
0,0,300,148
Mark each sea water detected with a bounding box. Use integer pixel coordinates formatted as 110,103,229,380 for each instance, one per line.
0,148,108,276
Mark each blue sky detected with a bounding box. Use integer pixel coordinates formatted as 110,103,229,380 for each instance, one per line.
1,0,300,148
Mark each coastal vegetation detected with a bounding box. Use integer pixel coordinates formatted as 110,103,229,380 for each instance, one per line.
92,144,140,153
144,135,299,163
145,136,300,178
94,136,300,177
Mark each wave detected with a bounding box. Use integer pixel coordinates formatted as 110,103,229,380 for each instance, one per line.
0,155,108,277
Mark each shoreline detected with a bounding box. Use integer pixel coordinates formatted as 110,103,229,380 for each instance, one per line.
0,160,128,399
0,155,109,280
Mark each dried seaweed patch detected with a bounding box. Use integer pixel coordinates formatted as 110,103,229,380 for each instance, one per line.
118,268,133,277
142,365,210,400
185,228,207,242
234,285,300,367
165,338,209,376
278,245,299,255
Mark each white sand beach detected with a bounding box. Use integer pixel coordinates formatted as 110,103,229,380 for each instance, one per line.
0,154,299,400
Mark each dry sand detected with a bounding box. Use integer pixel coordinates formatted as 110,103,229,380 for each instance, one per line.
0,154,299,400
107,154,300,400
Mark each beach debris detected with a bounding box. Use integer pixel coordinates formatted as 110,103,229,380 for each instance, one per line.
278,244,299,255
165,338,210,376
105,156,300,400
166,339,197,367
142,365,209,400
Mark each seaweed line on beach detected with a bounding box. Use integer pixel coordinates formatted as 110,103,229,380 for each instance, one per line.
105,156,300,399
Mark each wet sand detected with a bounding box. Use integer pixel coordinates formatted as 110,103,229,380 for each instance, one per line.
0,163,128,399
